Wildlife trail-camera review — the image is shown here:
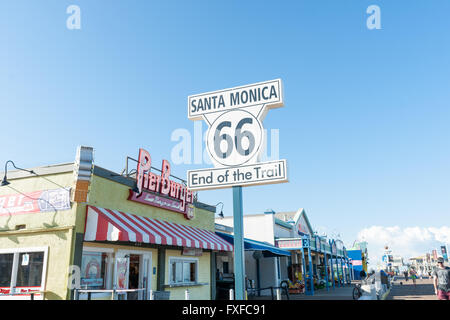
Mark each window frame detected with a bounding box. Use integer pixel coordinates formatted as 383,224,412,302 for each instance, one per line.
168,257,199,285
79,246,115,300
0,246,48,299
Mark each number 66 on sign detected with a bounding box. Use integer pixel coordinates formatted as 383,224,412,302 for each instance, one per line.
187,79,288,191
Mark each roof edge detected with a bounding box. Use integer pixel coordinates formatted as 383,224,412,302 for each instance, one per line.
0,162,74,180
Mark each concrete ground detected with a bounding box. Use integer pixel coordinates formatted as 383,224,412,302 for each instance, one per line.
387,276,437,300
248,282,356,300
288,284,355,300
248,276,440,300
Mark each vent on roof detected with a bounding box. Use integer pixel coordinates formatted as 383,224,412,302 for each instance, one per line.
72,146,94,202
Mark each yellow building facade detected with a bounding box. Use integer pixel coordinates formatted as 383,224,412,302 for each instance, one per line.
0,148,231,300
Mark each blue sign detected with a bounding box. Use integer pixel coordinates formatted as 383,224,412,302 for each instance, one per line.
302,237,310,248
441,246,448,262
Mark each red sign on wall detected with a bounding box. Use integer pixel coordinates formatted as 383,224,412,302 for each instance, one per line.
0,287,42,299
276,239,302,249
0,188,71,216
129,148,194,220
352,260,363,266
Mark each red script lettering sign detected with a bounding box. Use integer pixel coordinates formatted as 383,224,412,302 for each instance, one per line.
129,148,194,219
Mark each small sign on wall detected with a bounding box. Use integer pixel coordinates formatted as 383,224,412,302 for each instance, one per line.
21,254,29,266
182,248,202,256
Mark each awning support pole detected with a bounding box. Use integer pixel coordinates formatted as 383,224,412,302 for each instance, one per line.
256,257,261,297
329,241,335,289
324,252,329,291
336,254,341,288
307,243,314,295
301,249,307,292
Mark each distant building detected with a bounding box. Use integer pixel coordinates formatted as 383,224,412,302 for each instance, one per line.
215,208,352,296
347,241,369,280
410,253,440,275
390,255,404,273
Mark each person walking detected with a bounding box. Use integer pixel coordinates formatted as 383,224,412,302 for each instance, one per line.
403,270,409,282
432,257,450,300
410,268,417,287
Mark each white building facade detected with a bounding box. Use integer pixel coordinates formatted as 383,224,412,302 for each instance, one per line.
215,208,351,296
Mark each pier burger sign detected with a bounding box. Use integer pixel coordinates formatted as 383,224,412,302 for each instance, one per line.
187,79,288,190
128,148,195,219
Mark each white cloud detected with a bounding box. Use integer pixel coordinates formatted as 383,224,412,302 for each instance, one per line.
356,226,450,268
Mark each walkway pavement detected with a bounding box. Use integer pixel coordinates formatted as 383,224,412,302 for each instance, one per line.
289,284,354,300
248,277,438,300
387,276,437,300
249,282,355,300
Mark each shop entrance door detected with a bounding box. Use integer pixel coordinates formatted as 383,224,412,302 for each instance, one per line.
115,251,152,300
128,254,140,300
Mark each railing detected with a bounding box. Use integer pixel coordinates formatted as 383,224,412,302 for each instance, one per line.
0,291,44,300
217,286,289,300
247,286,290,300
73,288,147,300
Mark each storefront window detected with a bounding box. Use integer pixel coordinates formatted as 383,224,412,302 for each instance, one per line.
183,262,191,282
174,261,182,283
170,258,197,284
0,248,47,296
223,262,229,274
16,252,44,287
0,254,14,287
80,251,109,289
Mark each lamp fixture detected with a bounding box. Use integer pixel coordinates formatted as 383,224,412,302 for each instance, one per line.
1,176,10,186
1,160,36,186
215,202,224,218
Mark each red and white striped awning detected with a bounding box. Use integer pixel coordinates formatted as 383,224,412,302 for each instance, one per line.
84,205,233,251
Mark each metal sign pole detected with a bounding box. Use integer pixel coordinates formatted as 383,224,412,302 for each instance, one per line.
232,186,245,300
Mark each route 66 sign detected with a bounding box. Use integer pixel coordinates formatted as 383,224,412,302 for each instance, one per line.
206,109,263,167
187,79,288,191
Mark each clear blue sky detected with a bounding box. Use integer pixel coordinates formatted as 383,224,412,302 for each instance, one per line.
1,1,449,258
